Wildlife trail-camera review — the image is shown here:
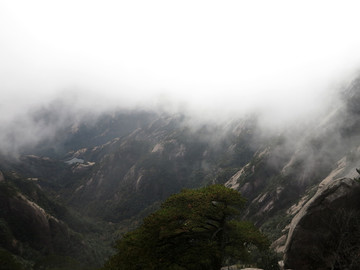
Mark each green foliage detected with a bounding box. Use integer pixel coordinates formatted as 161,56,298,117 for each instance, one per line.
103,185,269,270
261,212,292,242
0,181,19,198
33,255,89,270
218,129,255,168
0,173,114,268
256,249,280,270
214,168,238,185
0,217,13,248
0,249,23,270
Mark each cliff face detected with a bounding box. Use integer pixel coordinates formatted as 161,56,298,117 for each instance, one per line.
284,177,360,270
0,171,103,268
1,77,360,268
64,115,257,222
0,187,73,254
0,112,262,267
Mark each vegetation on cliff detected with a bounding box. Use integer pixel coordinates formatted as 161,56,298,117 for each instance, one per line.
103,185,270,270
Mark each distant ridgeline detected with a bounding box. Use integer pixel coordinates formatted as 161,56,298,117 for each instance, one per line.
1,78,360,269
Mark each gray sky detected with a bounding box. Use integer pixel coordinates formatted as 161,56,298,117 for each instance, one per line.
1,0,360,122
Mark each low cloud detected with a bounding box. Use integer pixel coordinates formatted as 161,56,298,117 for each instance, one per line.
1,1,360,156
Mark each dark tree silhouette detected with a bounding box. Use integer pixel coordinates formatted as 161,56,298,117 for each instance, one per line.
103,185,268,270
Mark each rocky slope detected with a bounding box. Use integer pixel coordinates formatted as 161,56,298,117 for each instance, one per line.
0,170,111,269
1,77,360,269
65,115,257,222
284,177,360,270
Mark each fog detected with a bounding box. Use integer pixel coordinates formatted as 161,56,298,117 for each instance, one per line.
2,1,360,155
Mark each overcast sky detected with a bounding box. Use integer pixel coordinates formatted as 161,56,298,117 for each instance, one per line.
1,0,360,122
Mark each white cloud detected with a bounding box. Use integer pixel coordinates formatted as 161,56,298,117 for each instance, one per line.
1,0,360,121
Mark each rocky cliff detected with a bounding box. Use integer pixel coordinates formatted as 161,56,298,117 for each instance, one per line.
1,77,360,268
0,170,107,269
284,177,360,269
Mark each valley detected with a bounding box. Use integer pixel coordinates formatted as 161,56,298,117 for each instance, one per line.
1,78,360,269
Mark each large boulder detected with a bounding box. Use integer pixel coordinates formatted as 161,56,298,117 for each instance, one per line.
284,177,360,270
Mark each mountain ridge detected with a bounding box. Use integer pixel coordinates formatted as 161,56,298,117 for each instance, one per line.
1,77,360,268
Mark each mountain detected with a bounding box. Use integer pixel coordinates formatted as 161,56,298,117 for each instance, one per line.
284,177,360,269
1,78,360,269
0,170,111,269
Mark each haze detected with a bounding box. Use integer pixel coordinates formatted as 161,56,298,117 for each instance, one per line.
1,0,360,123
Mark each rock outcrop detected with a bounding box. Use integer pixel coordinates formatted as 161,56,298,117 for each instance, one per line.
0,174,91,264
284,177,360,270
0,182,70,254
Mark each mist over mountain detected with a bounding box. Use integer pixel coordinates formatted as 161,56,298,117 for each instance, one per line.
0,71,346,159
1,74,360,269
2,1,360,140
2,1,360,269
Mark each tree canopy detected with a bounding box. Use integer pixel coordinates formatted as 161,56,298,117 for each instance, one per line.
103,185,269,270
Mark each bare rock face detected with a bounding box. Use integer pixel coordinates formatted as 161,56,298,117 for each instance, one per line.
6,194,53,251
0,179,77,257
284,178,360,270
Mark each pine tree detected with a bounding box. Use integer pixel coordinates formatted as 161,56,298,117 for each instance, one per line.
103,185,269,270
